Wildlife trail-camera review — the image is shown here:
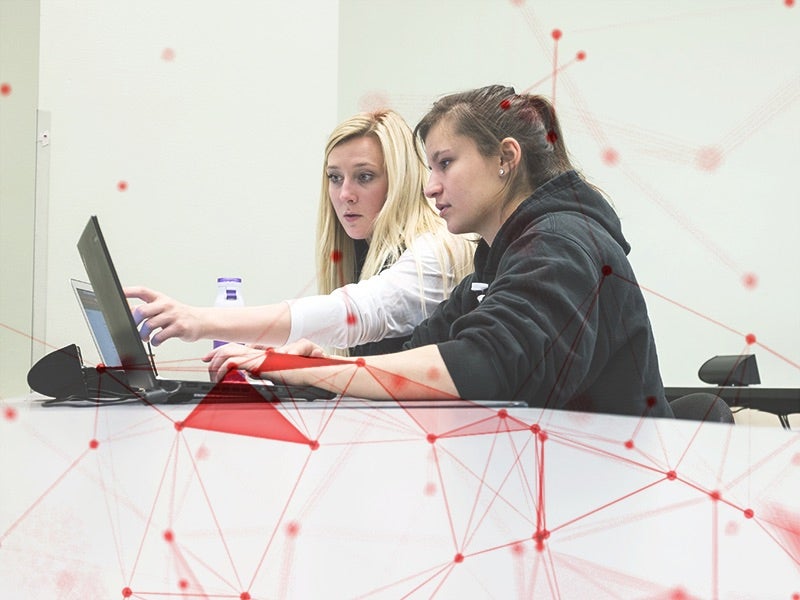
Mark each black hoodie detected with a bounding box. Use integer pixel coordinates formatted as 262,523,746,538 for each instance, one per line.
405,170,673,418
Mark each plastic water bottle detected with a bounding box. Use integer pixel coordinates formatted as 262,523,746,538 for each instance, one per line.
213,277,244,349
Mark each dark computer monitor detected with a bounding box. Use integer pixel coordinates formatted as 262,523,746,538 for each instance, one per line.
77,216,157,393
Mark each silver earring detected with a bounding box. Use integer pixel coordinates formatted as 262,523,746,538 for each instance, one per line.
499,168,505,176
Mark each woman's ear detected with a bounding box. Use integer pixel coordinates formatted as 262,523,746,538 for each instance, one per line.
499,137,523,171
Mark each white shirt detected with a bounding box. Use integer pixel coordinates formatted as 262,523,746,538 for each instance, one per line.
286,233,463,349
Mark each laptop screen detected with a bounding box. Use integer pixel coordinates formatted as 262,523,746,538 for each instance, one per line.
71,279,122,368
77,216,158,392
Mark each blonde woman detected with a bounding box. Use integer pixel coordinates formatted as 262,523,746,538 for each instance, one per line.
126,110,474,356
206,86,673,418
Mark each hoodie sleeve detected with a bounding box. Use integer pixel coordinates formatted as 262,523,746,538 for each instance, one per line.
435,222,606,406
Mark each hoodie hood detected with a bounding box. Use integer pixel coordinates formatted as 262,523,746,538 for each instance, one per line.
473,170,629,282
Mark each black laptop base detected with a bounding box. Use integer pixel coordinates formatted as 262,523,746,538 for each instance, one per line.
28,344,336,406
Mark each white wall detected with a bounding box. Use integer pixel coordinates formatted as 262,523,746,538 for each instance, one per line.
0,0,39,397
37,0,339,377
8,0,799,421
339,0,800,396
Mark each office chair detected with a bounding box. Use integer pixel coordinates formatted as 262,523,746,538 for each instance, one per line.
669,392,735,424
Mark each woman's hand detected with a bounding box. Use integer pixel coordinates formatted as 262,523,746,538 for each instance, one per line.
124,286,207,346
203,343,270,383
203,339,331,384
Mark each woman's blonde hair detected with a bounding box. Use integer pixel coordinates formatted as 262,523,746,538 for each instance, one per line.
316,110,473,297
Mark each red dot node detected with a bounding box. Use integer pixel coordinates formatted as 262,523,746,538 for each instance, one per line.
646,395,657,407
793,453,800,466
538,430,548,441
117,181,128,192
161,48,175,61
426,366,440,381
741,272,758,289
358,91,391,113
240,593,251,600
500,99,512,110
511,541,525,555
426,433,437,444
122,587,133,598
666,470,677,480
546,130,558,144
785,0,794,6
389,373,408,392
423,482,437,496
530,423,541,434
576,50,587,61
346,312,357,325
89,439,99,449
4,407,17,420
602,147,619,166
624,440,634,449
669,589,689,600
497,408,508,419
174,421,184,431
709,490,721,501
745,333,756,345
286,521,300,537
533,529,550,552
163,529,174,542
601,265,612,276
0,83,11,96
355,357,366,367
725,520,739,536
309,440,320,451
179,579,189,590
454,553,464,563
95,363,107,374
551,29,562,40
743,508,754,519
695,146,723,171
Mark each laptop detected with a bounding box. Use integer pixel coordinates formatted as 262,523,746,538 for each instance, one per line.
75,215,335,404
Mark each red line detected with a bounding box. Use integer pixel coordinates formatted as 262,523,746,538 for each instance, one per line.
0,448,90,542
351,560,450,599
625,274,744,338
458,418,504,549
179,436,244,591
536,433,546,535
436,439,537,531
128,435,180,584
551,35,559,108
718,75,800,155
426,563,457,598
551,478,665,534
752,517,800,569
570,2,761,34
711,500,719,600
431,444,460,553
462,426,540,550
246,451,314,590
397,562,453,600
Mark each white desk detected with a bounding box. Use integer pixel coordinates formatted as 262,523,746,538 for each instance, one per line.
1,396,798,598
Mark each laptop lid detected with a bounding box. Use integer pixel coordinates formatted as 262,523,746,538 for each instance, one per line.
77,215,158,393
71,278,122,368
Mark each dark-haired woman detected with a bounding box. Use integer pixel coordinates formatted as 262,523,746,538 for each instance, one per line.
207,86,673,418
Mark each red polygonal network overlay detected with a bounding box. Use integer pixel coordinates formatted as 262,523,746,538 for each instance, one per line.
3,4,800,599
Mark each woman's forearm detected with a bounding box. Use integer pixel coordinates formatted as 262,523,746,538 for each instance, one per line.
201,303,292,347
264,344,459,400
